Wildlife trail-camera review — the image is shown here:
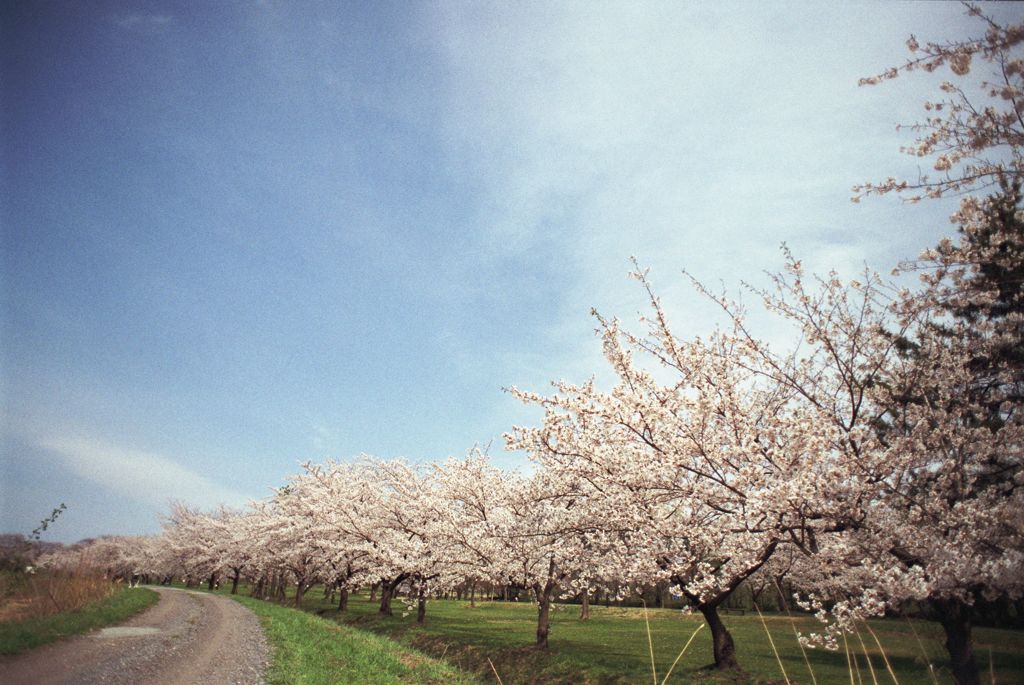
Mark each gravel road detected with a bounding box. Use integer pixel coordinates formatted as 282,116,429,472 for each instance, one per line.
0,587,270,685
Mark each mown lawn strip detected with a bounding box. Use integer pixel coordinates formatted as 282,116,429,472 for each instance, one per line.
229,594,480,685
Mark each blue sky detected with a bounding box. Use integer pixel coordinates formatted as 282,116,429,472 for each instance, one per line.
3,1,1020,542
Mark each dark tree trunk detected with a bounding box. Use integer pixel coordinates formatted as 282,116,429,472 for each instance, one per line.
531,557,561,648
934,598,979,685
699,603,739,670
207,572,217,591
379,580,395,615
276,574,287,604
579,586,591,620
231,569,240,595
294,579,307,608
535,583,553,648
338,587,348,612
370,582,379,602
417,589,427,624
470,581,476,608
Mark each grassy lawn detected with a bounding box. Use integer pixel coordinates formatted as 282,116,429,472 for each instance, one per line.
229,594,479,684
197,583,1024,684
0,586,159,655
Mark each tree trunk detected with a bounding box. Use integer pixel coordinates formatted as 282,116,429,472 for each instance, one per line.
699,603,739,670
470,581,476,608
207,572,217,591
370,582,379,602
934,598,979,685
580,586,591,620
338,587,348,612
294,580,307,608
379,580,395,616
535,582,554,648
276,575,287,604
417,589,427,624
231,569,240,595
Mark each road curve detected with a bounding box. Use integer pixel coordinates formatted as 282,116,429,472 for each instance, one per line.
0,586,269,685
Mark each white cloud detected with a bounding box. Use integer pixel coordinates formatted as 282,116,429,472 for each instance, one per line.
35,435,252,511
421,1,969,387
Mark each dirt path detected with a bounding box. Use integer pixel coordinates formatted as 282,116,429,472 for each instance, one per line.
0,587,269,685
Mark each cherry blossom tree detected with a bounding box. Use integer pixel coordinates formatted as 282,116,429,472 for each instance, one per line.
506,262,897,668
810,190,1024,685
486,468,593,649
846,8,1024,680
853,3,1024,203
160,502,225,589
426,452,514,611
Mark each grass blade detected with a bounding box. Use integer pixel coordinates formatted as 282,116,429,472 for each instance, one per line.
842,630,859,685
642,599,658,685
660,623,704,685
755,602,791,685
861,620,899,685
487,657,504,685
903,616,938,685
774,578,818,685
851,621,880,685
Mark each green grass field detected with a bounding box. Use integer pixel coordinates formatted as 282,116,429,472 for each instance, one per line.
187,582,1024,685
231,594,479,685
0,586,159,655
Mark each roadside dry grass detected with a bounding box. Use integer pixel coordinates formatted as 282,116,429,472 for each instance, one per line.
0,569,121,622
0,583,158,655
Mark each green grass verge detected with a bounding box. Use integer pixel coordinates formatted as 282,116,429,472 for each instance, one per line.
0,586,159,655
199,583,1024,684
229,594,480,685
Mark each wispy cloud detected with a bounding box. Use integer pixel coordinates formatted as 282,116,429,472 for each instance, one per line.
422,2,966,388
35,435,252,511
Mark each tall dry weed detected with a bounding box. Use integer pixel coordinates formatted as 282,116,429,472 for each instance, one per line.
0,569,116,622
